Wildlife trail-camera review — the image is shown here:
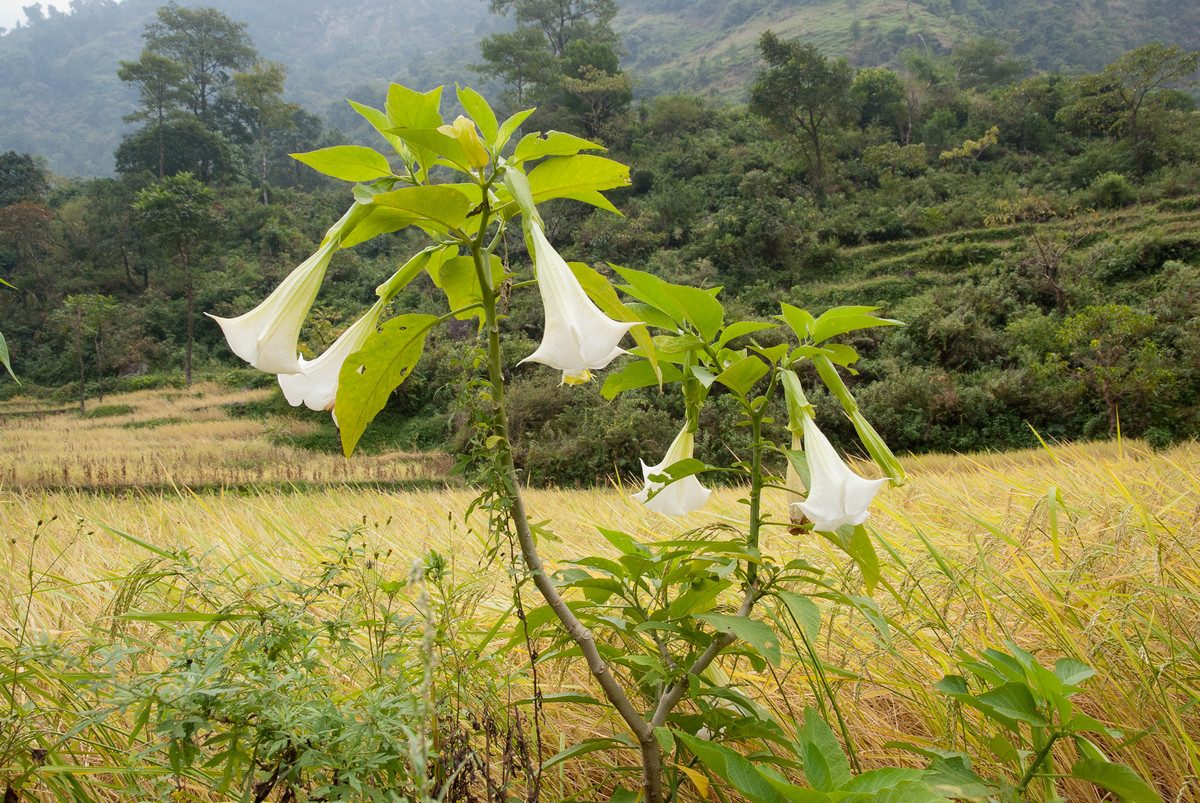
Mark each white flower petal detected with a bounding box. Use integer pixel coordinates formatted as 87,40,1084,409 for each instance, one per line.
793,415,884,532
632,428,711,516
278,300,385,413
519,223,635,383
208,238,338,374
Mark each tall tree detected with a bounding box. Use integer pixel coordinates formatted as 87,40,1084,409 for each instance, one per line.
749,32,856,197
118,50,189,179
488,0,617,57
144,4,257,136
233,61,298,205
1062,43,1200,178
0,152,49,207
134,173,221,386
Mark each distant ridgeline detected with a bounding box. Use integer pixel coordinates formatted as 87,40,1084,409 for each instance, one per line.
2,0,1200,176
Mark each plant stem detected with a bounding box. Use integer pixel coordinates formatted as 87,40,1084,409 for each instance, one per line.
469,203,662,802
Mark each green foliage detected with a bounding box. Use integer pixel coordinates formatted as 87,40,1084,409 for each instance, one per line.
921,645,1162,802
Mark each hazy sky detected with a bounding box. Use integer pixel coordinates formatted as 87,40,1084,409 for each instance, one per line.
1,1,68,32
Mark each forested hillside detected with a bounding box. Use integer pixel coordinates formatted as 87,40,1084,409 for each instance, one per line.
4,0,1200,175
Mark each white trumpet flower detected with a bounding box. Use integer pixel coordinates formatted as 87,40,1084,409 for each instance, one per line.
632,427,711,516
790,415,885,532
519,223,634,384
208,238,337,374
278,299,385,420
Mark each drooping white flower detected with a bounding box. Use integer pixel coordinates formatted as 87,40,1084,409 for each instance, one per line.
277,299,385,419
789,414,885,532
632,427,711,516
519,223,635,385
208,238,338,374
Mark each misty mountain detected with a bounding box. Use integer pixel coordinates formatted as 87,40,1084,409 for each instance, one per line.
3,0,1199,177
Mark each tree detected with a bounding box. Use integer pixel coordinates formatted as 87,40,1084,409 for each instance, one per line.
0,201,53,285
233,61,298,205
559,39,633,139
50,294,121,412
749,32,856,197
472,26,557,107
1054,304,1175,434
134,174,221,385
0,151,49,207
118,50,189,179
1061,43,1200,178
145,4,257,130
950,38,1026,90
114,117,236,183
489,0,617,57
851,66,906,136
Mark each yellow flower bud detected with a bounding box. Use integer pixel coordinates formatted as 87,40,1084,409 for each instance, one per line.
438,115,490,169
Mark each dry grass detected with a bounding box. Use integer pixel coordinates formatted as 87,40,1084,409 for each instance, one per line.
3,389,1199,800
0,383,447,489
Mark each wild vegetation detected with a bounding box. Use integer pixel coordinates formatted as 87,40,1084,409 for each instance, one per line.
4,424,1197,800
3,3,1200,802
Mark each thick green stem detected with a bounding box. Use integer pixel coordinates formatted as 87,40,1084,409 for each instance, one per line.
468,198,662,803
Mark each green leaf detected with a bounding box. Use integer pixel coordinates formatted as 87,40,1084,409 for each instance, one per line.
339,207,418,248
387,126,474,172
714,355,769,396
1054,658,1096,687
613,265,724,340
370,185,472,232
435,255,502,321
801,707,852,792
668,578,732,618
675,733,786,803
1070,759,1162,803
542,736,634,770
602,359,683,399
776,590,821,643
336,313,439,456
780,303,815,340
528,154,630,210
810,306,902,344
347,100,407,155
496,108,536,152
504,166,542,228
843,768,929,796
718,320,777,349
537,692,604,706
846,524,880,593
696,613,781,666
456,85,498,144
597,527,650,556
515,131,605,162
0,330,16,381
291,145,393,182
975,682,1047,725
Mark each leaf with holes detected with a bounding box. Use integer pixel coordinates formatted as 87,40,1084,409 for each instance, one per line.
336,314,439,456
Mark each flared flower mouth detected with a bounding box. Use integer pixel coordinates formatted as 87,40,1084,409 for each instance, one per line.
277,298,385,420
208,238,338,375
632,427,711,516
789,414,884,532
518,223,635,384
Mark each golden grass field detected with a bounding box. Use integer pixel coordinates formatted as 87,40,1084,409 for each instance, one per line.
3,387,1200,801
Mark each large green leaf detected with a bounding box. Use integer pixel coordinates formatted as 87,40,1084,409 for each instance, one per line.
336,314,439,456
714,355,769,396
1071,759,1162,803
527,154,630,208
0,330,15,381
612,265,724,340
370,185,472,232
810,306,901,344
339,207,419,248
291,145,393,182
696,613,781,665
384,85,445,178
675,733,788,803
602,360,683,399
514,131,605,163
435,254,502,321
776,590,821,643
801,708,852,792
456,85,498,144
975,682,1047,726
347,100,407,155
387,127,473,173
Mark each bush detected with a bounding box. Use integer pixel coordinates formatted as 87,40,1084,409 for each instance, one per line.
1088,171,1135,209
